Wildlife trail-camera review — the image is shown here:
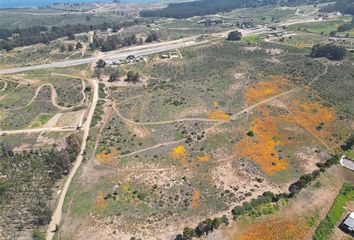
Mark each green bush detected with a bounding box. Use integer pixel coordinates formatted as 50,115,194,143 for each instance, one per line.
32,230,45,240
313,183,354,240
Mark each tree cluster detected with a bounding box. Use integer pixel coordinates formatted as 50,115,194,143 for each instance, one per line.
140,0,276,19
336,16,354,34
341,134,354,151
89,34,141,52
288,154,340,197
320,0,354,15
231,191,276,219
0,134,80,237
145,32,159,43
310,44,347,61
0,20,142,51
227,30,242,41
175,215,229,240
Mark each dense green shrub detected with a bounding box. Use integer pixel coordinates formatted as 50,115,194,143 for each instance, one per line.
310,44,347,61
227,31,242,41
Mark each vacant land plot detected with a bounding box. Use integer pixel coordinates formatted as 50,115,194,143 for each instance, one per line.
60,38,352,239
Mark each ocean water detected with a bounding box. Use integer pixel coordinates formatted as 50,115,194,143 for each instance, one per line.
0,0,160,9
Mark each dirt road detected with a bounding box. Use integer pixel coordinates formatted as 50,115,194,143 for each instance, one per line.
46,78,98,240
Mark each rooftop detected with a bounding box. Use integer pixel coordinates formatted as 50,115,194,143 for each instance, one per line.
343,212,354,230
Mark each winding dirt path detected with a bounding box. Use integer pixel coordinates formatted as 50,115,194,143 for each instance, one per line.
113,101,225,126
120,139,186,158
7,83,85,111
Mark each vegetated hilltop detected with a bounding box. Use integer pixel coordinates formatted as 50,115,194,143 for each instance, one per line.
140,0,337,18
140,0,277,19
0,19,146,51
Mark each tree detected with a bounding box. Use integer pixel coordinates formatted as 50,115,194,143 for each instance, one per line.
329,31,336,37
32,230,45,240
60,44,67,52
182,227,195,240
109,69,120,82
67,32,75,40
145,32,159,43
76,41,83,50
67,45,74,51
227,30,242,41
96,59,106,68
126,71,140,82
112,24,121,33
41,34,49,44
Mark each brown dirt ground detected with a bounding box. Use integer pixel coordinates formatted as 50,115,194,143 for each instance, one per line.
205,166,345,240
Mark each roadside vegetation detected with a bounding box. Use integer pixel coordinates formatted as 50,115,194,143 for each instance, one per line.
313,183,354,240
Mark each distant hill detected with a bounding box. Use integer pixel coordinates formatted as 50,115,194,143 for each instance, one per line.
140,0,273,19
140,0,344,19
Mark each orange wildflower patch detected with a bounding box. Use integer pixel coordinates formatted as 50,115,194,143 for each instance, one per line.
245,76,290,104
235,218,310,240
208,110,230,121
93,192,107,210
96,147,119,165
288,100,335,139
171,145,187,158
196,155,210,162
192,189,200,208
235,110,290,175
236,97,337,175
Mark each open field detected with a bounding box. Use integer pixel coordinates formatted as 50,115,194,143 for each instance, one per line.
0,2,354,240
58,37,353,240
0,66,90,131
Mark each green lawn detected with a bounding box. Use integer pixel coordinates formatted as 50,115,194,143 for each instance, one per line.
241,34,263,42
345,150,354,159
313,182,354,240
288,17,354,37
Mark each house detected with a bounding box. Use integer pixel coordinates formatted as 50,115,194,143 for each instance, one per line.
342,212,354,232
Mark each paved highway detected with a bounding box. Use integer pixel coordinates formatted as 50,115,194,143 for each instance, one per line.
0,38,203,75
